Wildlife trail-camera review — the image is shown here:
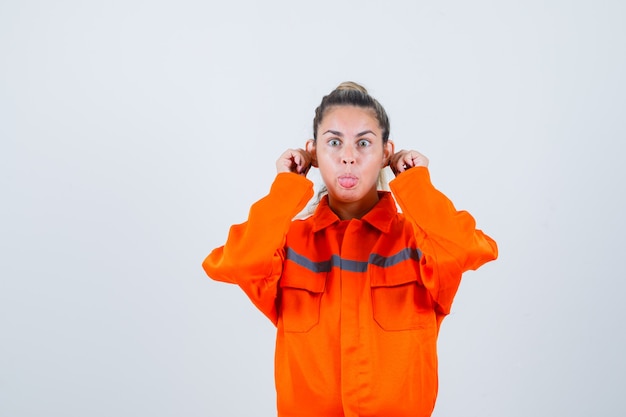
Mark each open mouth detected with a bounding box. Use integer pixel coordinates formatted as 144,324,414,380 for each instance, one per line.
338,175,358,189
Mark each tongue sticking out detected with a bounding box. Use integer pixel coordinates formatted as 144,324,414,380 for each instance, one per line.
338,176,358,189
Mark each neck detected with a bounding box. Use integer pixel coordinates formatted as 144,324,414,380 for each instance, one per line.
328,189,380,220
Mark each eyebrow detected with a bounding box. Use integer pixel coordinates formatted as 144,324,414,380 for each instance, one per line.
322,130,377,137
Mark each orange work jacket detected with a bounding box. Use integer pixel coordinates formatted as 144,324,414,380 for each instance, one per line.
203,167,498,417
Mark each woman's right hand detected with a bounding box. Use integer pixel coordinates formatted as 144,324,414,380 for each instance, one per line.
276,148,312,176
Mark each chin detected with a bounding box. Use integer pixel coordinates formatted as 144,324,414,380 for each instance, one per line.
329,188,364,202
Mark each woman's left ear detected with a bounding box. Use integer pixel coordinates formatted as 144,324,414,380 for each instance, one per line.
383,140,395,167
305,139,318,167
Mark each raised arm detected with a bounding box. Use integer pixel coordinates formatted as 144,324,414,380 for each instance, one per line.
389,151,498,315
202,149,314,324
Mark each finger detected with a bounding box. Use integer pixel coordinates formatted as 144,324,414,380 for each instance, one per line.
388,154,402,175
291,152,300,171
300,157,311,174
296,155,308,174
391,159,405,175
411,152,429,168
293,150,312,175
288,152,299,172
277,149,301,174
394,152,414,173
404,153,415,169
394,153,410,172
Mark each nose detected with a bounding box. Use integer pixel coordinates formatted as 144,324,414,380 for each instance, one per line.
342,147,355,165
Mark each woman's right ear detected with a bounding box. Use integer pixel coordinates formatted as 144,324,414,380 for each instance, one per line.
305,139,318,167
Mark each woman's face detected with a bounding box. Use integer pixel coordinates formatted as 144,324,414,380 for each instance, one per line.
307,105,393,214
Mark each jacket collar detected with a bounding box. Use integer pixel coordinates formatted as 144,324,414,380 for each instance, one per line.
312,192,397,233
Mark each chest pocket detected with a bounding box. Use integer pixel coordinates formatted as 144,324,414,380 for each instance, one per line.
279,264,327,333
370,269,435,331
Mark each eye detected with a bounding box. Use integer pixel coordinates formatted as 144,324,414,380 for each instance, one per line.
357,139,371,147
328,138,341,147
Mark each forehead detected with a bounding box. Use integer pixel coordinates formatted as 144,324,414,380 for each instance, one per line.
319,105,380,130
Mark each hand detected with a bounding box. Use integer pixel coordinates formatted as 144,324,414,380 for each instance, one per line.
276,148,313,176
389,150,429,176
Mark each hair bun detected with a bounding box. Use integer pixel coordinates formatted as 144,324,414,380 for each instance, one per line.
336,81,368,94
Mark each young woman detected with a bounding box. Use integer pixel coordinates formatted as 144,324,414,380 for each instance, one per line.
203,82,498,417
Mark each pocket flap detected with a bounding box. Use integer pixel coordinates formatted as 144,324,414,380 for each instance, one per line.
370,268,420,288
280,263,327,293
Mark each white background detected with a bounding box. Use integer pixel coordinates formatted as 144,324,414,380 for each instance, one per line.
2,0,625,416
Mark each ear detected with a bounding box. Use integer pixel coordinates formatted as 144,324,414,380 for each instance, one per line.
383,140,395,167
305,139,318,167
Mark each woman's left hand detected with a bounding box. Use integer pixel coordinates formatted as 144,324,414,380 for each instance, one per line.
389,150,429,176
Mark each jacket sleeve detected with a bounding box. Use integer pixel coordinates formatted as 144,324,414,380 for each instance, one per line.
202,173,315,324
389,167,498,316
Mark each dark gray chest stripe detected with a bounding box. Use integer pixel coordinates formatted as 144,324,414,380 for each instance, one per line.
285,247,422,274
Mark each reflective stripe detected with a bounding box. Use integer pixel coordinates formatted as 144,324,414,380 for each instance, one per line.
285,247,333,273
340,257,368,273
285,246,422,274
369,247,422,267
